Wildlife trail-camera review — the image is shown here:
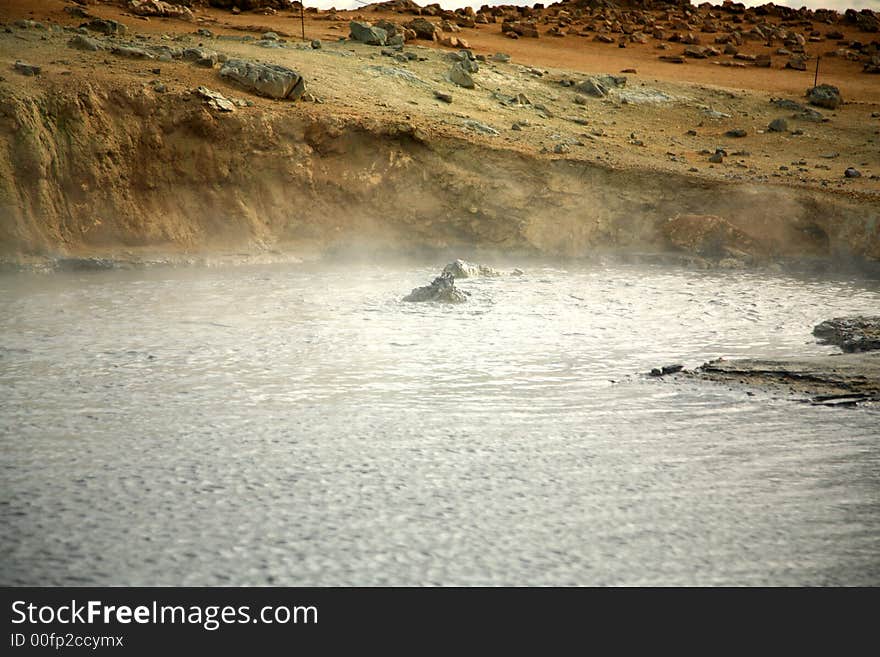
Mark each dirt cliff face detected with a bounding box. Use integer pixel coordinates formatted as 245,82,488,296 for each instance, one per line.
1,75,879,268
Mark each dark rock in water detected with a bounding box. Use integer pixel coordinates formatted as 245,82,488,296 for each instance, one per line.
649,364,684,377
442,259,501,278
806,84,842,110
219,59,305,100
813,316,880,352
403,272,469,303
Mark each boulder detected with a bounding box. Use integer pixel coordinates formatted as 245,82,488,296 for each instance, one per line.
442,259,501,278
449,61,474,88
80,18,127,36
403,272,469,303
219,59,305,100
405,17,439,41
661,214,762,260
68,35,103,51
806,84,842,109
814,317,880,352
349,21,387,46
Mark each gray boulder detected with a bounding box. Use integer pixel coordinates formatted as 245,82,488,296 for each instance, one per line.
814,316,880,353
806,84,842,110
68,34,103,51
13,61,41,76
442,259,502,278
449,61,475,88
219,59,305,100
349,21,387,46
80,18,126,36
403,272,469,303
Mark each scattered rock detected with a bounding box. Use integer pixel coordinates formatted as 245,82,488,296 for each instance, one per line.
68,34,103,51
349,21,387,46
80,19,127,36
433,90,452,103
806,84,842,110
311,39,321,49
403,272,468,303
12,61,41,76
195,86,235,113
768,118,788,132
814,316,880,352
219,59,305,100
449,61,474,88
725,128,747,138
844,167,862,178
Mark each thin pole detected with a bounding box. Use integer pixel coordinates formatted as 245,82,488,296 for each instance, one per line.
300,3,305,42
814,55,820,87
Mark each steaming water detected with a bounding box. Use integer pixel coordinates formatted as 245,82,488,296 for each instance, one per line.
1,261,879,586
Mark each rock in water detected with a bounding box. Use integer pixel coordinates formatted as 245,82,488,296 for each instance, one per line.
813,316,880,353
349,21,387,46
442,259,501,278
219,59,305,100
806,84,842,110
403,272,469,303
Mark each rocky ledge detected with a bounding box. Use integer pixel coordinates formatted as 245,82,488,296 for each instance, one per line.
662,316,880,407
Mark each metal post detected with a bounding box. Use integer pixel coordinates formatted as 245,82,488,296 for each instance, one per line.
300,3,305,42
814,55,820,88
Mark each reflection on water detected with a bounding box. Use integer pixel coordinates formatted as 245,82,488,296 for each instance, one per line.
1,261,879,585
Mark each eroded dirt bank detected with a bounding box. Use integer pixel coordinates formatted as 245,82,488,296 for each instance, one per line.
3,77,879,270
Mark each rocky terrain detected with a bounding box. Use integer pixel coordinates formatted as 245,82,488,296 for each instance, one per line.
0,0,878,270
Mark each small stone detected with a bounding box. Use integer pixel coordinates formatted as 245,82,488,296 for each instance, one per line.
844,167,862,178
768,118,788,132
725,128,747,138
13,61,41,76
311,40,322,49
709,151,724,163
433,90,452,103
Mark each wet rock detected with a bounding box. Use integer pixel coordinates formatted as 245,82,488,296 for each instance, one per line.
768,118,788,132
12,61,41,76
442,259,501,278
844,167,862,178
403,272,468,303
813,316,880,352
649,364,684,377
219,59,305,100
807,84,842,109
349,21,387,46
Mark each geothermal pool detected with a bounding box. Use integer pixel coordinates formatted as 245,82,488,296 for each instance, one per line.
1,260,879,585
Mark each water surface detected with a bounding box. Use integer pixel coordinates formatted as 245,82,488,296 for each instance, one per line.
1,261,878,585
